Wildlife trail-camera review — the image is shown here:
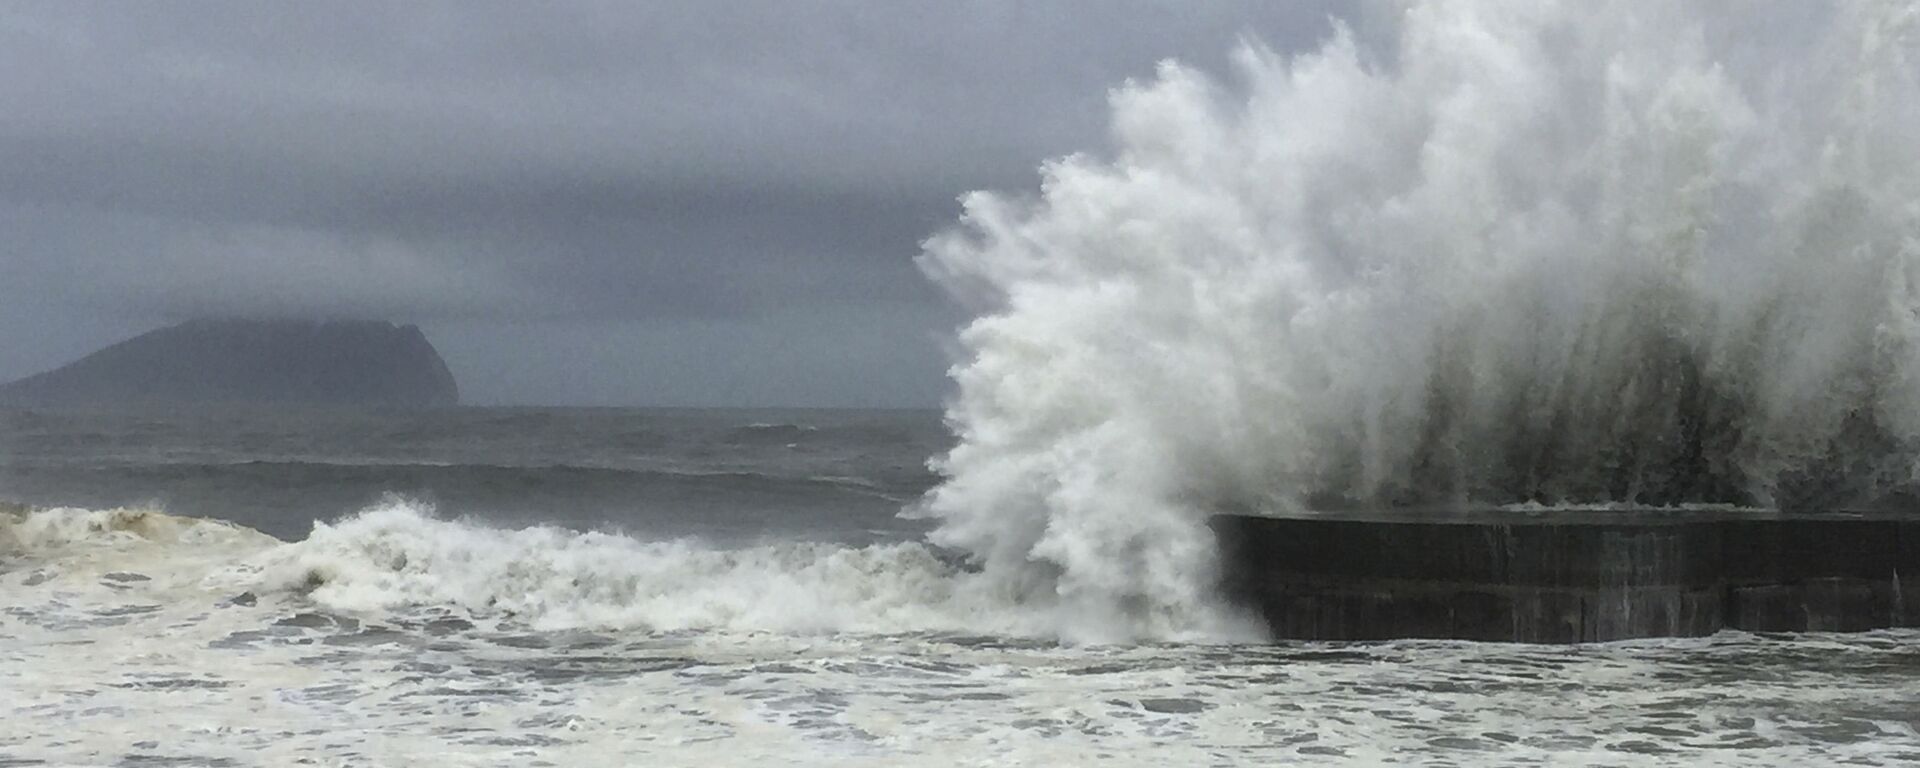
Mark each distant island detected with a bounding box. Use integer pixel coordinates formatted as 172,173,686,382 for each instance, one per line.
0,318,459,407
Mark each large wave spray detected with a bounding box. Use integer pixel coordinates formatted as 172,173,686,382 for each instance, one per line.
918,1,1920,638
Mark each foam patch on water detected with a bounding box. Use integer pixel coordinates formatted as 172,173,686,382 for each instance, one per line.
3,504,1919,765
4,579,1918,765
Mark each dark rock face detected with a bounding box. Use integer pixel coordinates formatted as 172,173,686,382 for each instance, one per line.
1213,511,1920,643
0,318,459,407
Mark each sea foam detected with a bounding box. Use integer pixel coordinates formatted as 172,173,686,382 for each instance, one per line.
243,500,1081,638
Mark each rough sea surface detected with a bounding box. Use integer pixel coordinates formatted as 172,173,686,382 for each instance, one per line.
3,407,1918,767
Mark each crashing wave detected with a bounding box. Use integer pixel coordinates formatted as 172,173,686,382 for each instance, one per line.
918,0,1920,640
241,500,1085,638
5,500,1194,642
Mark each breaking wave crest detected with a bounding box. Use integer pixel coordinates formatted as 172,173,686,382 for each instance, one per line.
917,1,1920,640
10,502,1214,642
247,500,1068,637
0,503,273,555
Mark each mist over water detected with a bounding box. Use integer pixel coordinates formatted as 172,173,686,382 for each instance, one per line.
919,1,1920,639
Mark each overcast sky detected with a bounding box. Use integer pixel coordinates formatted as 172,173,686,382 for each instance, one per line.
0,1,1353,407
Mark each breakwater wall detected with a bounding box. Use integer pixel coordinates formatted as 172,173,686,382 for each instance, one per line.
1212,511,1920,642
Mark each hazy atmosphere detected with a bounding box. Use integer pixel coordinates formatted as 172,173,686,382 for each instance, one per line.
0,1,1348,406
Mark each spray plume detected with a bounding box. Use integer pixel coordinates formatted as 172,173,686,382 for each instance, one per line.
919,0,1920,640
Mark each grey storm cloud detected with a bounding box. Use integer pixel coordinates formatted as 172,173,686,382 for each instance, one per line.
0,1,1351,406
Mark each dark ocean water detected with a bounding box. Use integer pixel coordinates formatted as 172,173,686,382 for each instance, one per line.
0,407,946,542
3,407,1919,766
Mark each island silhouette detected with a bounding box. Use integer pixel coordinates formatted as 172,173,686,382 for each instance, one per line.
0,318,458,407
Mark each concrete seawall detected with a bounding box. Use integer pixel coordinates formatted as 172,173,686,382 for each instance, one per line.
1211,511,1920,642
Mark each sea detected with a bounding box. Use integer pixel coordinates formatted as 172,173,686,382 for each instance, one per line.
10,0,1920,761
2,406,1917,767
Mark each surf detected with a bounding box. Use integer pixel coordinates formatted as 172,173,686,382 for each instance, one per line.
2,501,1070,638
